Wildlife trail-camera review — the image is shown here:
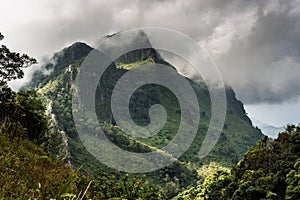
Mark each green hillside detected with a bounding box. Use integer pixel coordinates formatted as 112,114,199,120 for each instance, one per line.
24,32,263,197
0,125,163,199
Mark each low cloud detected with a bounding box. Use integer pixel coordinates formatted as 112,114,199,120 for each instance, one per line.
1,0,300,104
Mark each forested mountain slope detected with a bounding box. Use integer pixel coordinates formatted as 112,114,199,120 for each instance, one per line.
25,31,263,197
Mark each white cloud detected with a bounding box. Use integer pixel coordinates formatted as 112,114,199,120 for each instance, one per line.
201,9,258,55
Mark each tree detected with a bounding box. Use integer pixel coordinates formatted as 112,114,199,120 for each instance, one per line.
0,32,48,144
286,159,300,200
0,32,36,91
195,125,300,200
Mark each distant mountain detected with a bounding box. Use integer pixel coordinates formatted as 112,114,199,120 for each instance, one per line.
251,118,284,138
24,30,263,197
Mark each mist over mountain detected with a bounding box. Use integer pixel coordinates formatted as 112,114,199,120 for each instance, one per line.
251,118,285,138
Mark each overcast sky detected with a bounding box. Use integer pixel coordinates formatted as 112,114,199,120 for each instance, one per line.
1,0,300,126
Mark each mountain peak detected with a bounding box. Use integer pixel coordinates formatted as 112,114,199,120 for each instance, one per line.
98,30,166,69
58,42,93,61
101,30,152,50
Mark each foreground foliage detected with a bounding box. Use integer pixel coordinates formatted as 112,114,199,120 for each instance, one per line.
0,131,163,199
175,125,300,200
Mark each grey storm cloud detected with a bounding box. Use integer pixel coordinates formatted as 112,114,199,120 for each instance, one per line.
1,0,300,104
